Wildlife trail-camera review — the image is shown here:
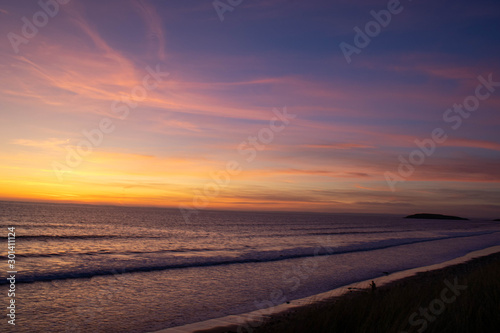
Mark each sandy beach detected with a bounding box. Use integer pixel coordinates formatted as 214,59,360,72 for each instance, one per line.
154,245,500,333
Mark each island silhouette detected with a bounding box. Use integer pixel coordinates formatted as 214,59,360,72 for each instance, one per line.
405,213,468,220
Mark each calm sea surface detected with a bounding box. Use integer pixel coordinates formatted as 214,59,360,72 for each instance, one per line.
1,201,500,332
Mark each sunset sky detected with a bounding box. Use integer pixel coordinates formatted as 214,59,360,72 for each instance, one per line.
1,0,499,217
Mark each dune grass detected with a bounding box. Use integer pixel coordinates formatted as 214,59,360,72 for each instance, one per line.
254,252,500,333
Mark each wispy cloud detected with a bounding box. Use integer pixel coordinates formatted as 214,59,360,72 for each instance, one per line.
10,138,69,150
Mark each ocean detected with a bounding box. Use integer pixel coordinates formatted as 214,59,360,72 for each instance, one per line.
1,201,500,332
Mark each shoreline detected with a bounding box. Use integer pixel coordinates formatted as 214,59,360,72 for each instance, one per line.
151,245,500,333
